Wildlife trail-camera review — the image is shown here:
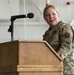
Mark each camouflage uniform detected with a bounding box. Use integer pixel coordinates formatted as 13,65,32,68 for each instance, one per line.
43,21,74,75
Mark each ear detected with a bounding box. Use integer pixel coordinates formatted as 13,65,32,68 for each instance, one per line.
58,13,60,17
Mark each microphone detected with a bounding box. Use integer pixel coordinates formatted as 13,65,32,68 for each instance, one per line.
27,13,34,18
11,13,34,21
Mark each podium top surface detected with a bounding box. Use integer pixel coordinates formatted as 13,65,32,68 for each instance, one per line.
0,40,62,61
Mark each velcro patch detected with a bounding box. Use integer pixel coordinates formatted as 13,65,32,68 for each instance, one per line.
63,32,70,38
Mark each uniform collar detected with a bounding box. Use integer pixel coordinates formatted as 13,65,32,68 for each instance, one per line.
49,21,62,30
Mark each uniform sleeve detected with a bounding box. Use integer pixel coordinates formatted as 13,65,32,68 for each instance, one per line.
58,25,73,59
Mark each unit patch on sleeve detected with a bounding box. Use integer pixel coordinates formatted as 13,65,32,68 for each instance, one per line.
63,32,70,38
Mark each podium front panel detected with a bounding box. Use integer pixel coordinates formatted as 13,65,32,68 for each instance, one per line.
0,40,63,75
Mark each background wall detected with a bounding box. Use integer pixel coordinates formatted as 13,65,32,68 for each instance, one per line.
0,0,74,43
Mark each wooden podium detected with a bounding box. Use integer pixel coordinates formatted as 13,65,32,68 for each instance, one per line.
0,40,63,75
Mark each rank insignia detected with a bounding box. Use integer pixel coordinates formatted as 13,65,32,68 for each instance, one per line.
52,30,57,34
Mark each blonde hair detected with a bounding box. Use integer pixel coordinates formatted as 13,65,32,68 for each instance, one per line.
43,5,59,17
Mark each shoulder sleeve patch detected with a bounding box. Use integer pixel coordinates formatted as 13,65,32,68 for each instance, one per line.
63,32,70,38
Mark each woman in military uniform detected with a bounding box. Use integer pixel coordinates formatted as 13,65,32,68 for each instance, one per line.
43,5,74,75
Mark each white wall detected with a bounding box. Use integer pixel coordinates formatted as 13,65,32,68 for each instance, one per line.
0,0,74,43
0,0,19,19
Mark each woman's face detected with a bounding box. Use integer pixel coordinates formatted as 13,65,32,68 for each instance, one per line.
44,7,59,28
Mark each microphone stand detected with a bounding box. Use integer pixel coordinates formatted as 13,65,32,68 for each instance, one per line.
8,13,34,41
8,17,16,41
